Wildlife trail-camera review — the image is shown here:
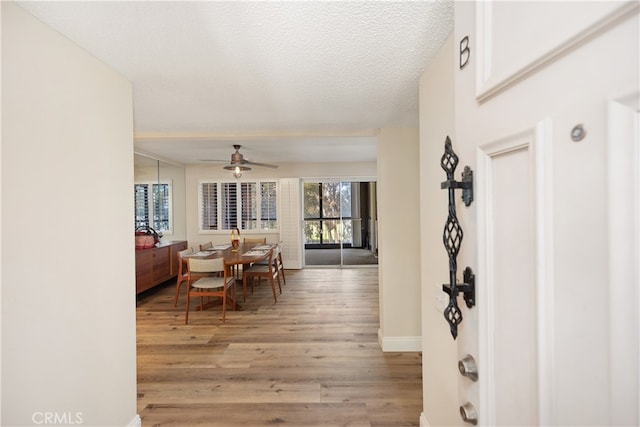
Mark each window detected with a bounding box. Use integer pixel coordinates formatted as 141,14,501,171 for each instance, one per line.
199,180,278,232
303,182,353,247
134,182,172,233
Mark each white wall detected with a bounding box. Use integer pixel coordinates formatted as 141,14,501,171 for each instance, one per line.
418,34,459,426
377,128,421,351
2,3,138,426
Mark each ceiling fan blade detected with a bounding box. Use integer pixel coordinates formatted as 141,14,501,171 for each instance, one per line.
201,146,278,169
244,160,279,169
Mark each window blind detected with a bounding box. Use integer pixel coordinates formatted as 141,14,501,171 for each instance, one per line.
199,180,278,232
134,184,149,228
152,183,170,231
260,181,277,229
241,182,257,229
221,182,238,229
201,182,218,230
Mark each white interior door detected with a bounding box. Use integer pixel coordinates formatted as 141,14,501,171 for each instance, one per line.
454,1,639,425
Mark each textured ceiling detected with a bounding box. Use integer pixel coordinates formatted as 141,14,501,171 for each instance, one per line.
17,1,453,165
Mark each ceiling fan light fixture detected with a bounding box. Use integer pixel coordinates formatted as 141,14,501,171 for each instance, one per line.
224,164,251,178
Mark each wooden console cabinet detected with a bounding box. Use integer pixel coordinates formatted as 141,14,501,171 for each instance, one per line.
135,240,187,294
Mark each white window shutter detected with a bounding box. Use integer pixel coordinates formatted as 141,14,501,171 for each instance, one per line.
278,178,302,269
221,182,238,229
200,182,218,230
200,180,279,232
134,184,149,229
241,182,257,229
260,181,277,230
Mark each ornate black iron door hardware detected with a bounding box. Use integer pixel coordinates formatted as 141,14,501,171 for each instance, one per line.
440,137,476,339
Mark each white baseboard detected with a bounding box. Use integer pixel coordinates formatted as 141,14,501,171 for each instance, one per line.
377,328,421,352
127,414,141,427
420,412,431,427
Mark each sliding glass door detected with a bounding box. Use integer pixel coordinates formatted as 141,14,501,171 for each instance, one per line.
303,180,377,267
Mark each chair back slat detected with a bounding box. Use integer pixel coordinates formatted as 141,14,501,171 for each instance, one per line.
199,241,213,251
177,247,194,275
188,257,224,274
244,237,267,244
178,247,193,257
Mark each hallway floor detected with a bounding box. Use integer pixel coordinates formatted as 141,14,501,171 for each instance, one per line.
136,268,421,426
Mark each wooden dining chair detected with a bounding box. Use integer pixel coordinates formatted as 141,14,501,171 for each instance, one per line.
185,257,235,324
243,237,266,245
242,249,281,303
173,247,194,307
239,237,267,276
199,241,213,251
253,242,286,286
275,242,286,285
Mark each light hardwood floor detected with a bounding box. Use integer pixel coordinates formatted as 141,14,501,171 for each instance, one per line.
137,268,422,426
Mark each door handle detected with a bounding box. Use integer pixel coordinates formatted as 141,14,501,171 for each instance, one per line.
458,354,478,381
460,402,478,425
439,137,475,339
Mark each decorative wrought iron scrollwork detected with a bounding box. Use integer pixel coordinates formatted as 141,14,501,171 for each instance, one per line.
440,137,475,339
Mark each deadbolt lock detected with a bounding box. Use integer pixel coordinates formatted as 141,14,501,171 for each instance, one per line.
460,402,478,425
458,354,478,381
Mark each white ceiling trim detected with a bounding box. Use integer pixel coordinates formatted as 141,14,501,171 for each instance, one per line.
134,129,380,140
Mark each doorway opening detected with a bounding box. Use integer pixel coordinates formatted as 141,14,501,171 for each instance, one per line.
303,180,378,267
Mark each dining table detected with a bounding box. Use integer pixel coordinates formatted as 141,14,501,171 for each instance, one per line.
184,242,274,311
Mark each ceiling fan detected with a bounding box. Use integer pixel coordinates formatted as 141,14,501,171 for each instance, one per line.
202,144,278,178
